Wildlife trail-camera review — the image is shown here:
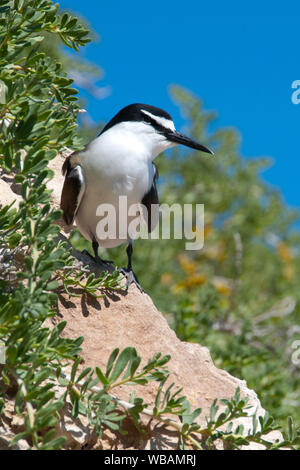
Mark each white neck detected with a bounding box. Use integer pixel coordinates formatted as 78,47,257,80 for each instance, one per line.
94,121,176,162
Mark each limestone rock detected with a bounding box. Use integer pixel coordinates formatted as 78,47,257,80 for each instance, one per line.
0,176,21,208
51,281,282,450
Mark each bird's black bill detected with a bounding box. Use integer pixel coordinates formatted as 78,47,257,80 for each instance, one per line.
166,131,213,154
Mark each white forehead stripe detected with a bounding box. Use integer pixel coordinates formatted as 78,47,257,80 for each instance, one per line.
141,109,175,131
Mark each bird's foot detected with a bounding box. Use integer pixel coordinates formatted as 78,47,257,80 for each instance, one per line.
82,250,114,269
119,268,145,293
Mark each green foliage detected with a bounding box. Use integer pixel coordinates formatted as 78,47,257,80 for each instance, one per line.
55,261,123,298
0,0,120,449
41,347,300,450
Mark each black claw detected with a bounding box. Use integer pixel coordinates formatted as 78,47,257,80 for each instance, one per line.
119,268,145,293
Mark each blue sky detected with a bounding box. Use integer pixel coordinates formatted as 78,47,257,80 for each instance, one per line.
59,0,300,215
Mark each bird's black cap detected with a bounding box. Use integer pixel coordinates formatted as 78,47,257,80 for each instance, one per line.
99,103,172,135
100,103,213,155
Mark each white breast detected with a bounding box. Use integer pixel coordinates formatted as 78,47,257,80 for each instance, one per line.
75,123,155,248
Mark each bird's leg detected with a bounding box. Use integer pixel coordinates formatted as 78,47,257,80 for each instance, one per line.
126,239,133,271
92,238,115,266
120,240,144,293
82,238,114,268
92,238,101,261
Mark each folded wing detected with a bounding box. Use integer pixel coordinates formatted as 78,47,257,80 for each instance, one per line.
61,157,86,225
141,163,159,233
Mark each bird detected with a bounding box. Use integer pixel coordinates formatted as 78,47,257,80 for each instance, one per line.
60,103,213,291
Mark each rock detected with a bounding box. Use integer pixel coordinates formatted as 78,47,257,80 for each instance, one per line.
51,281,282,450
0,397,30,450
0,177,21,208
54,401,98,450
0,151,74,233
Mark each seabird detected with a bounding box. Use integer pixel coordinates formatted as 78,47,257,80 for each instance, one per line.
60,103,213,291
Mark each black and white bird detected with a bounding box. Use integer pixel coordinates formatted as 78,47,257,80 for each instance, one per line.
61,103,213,291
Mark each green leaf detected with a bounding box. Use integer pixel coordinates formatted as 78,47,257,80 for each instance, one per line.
76,367,92,384
8,232,22,249
45,280,60,290
1,368,10,386
72,397,79,418
70,357,81,382
40,436,67,450
109,347,137,384
95,366,110,386
105,348,119,377
130,355,141,377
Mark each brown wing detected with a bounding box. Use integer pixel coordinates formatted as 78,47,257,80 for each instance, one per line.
141,163,159,233
60,164,85,225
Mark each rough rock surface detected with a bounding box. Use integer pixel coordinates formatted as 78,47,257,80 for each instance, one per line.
56,284,255,425
0,154,282,450
51,276,282,450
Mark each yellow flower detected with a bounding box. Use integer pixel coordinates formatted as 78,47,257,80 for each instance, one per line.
283,265,294,281
277,242,293,263
176,274,207,290
161,273,172,285
178,254,197,275
204,243,225,263
213,277,233,296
